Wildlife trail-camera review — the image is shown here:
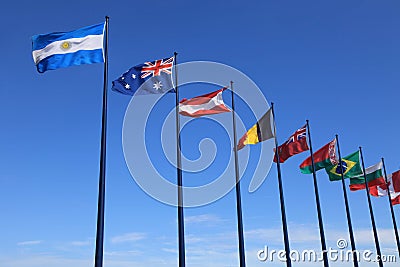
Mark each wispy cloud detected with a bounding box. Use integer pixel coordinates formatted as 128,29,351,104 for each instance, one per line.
17,240,42,246
104,250,142,257
246,223,400,247
353,228,400,246
184,214,223,224
70,240,91,247
111,232,146,244
246,224,321,244
162,248,177,254
10,226,399,267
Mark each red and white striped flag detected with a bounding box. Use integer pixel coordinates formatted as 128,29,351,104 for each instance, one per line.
179,88,231,117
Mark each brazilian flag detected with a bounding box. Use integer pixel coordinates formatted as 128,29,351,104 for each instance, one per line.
325,151,362,181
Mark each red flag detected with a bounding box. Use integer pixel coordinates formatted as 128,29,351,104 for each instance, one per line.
179,87,231,117
392,170,400,192
299,138,338,174
273,125,309,163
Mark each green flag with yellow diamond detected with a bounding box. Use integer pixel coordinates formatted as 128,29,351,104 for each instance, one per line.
325,151,362,181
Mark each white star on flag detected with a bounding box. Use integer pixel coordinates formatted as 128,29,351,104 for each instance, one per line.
131,74,136,79
125,84,130,89
153,81,163,90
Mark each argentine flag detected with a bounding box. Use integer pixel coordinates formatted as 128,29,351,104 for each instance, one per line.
32,23,105,73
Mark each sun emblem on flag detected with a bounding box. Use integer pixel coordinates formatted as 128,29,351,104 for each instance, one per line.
141,57,174,79
60,41,71,50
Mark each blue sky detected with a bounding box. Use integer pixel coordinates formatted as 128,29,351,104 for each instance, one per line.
1,0,400,266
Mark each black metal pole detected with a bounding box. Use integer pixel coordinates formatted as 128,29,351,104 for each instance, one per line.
359,147,383,267
306,120,329,267
174,52,186,267
94,16,109,267
271,103,292,267
381,157,400,258
335,135,358,267
230,81,246,267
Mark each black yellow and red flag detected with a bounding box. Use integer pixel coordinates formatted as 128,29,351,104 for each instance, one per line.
236,108,274,151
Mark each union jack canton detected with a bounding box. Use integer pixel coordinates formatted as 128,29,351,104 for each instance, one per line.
284,125,307,145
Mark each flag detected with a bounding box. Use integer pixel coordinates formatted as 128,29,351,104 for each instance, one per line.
370,170,400,205
179,88,231,117
300,138,338,174
325,151,362,181
349,161,386,191
236,109,274,151
32,23,105,73
392,170,400,192
112,57,175,95
273,125,309,163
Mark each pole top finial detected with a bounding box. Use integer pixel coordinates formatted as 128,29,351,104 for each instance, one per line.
174,52,178,56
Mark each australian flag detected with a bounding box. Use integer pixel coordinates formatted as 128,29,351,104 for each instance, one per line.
112,56,175,95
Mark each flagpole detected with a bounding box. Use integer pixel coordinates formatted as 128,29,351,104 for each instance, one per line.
305,120,329,267
174,52,186,267
271,103,292,267
359,148,383,267
381,157,400,258
230,81,246,267
335,135,359,267
359,147,383,267
94,16,109,267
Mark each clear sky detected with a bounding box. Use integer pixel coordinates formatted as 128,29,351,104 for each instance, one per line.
1,0,400,266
